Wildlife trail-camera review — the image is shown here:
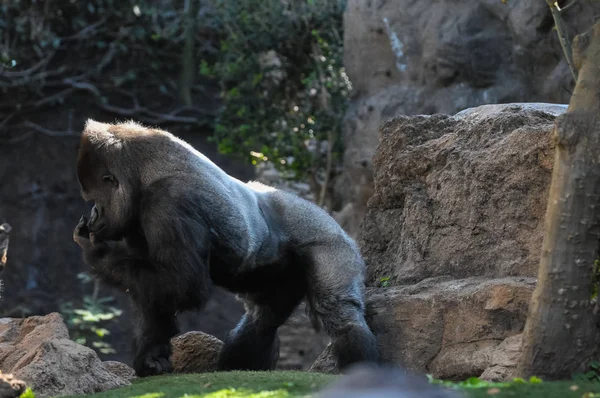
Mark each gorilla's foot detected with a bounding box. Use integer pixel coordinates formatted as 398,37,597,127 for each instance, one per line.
133,343,173,377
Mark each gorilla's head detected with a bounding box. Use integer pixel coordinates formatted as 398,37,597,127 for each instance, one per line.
0,223,12,270
76,120,142,242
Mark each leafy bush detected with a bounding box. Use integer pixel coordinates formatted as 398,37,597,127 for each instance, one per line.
0,0,215,136
202,0,350,204
60,272,122,355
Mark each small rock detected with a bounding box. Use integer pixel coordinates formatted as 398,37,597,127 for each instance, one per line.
309,343,338,374
171,331,223,373
102,361,136,382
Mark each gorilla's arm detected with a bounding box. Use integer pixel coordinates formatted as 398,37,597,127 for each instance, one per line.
73,215,147,288
73,207,203,377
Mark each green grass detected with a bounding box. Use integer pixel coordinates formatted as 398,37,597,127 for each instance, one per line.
63,371,335,398
51,371,600,398
461,381,600,397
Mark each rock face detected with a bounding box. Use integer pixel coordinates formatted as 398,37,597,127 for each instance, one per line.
0,313,131,397
361,103,558,285
312,103,562,380
336,0,600,238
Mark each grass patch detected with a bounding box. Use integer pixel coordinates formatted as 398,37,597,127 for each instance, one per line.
49,371,600,398
461,380,600,397
63,371,335,398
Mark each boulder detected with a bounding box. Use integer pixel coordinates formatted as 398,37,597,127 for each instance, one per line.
101,361,137,382
312,277,534,380
171,331,223,373
0,313,130,397
335,0,600,237
313,103,563,380
361,103,560,286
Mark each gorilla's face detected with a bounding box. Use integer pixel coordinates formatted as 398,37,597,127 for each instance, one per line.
0,223,11,270
77,157,133,243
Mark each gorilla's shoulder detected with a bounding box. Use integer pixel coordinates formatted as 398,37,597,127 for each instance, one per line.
245,181,277,193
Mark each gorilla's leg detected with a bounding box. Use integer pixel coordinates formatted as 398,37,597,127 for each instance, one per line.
131,298,179,377
218,283,305,371
306,244,380,371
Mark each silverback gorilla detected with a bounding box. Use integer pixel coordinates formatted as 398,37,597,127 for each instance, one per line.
73,119,380,377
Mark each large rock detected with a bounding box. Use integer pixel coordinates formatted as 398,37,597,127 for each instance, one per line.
343,0,597,102
335,0,600,237
361,103,559,285
313,103,563,380
312,277,534,380
0,313,131,397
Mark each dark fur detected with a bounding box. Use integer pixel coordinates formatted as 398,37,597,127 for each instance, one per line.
73,120,380,376
0,223,11,271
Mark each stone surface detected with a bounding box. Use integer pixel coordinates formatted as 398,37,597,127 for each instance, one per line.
360,103,560,286
312,103,564,380
479,334,522,382
101,361,137,382
171,331,223,373
312,277,534,380
309,342,337,374
0,373,26,398
0,313,130,397
335,0,600,237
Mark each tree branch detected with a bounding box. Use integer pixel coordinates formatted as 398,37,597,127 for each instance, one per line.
547,0,578,81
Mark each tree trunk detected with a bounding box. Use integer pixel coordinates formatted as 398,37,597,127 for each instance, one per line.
516,22,600,379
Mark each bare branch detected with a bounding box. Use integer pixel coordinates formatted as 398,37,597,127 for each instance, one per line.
60,78,210,124
547,0,578,81
33,88,75,108
0,51,55,78
559,0,579,13
21,121,76,137
0,66,67,88
61,18,108,41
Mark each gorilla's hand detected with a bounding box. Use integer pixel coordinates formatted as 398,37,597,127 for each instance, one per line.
133,343,173,377
73,215,91,249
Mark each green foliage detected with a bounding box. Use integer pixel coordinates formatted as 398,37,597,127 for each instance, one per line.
203,0,350,182
0,55,16,68
591,258,600,299
0,0,214,130
379,276,390,288
19,388,35,398
427,375,543,389
574,360,600,382
60,272,122,355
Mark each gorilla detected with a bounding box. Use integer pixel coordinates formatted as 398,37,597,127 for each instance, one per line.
0,223,11,271
73,119,380,377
